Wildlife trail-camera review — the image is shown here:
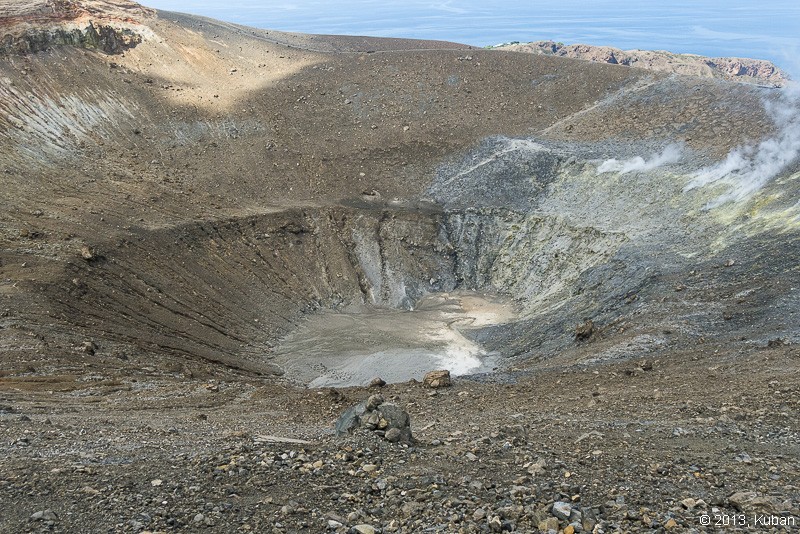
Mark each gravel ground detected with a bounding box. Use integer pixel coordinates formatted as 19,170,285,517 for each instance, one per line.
2,339,798,533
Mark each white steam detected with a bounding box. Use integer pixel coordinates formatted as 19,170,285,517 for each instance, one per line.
597,144,684,174
684,85,800,209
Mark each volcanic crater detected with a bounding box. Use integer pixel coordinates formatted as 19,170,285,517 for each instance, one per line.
1,2,798,533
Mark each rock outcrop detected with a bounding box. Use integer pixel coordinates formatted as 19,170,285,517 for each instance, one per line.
497,40,788,87
0,0,153,54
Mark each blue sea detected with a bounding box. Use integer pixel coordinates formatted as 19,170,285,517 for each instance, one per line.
143,0,800,74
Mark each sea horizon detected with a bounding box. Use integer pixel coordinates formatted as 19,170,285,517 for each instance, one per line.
142,0,800,75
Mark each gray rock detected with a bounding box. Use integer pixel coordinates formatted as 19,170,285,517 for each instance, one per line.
552,501,572,521
335,396,413,443
527,458,546,475
281,504,295,515
384,427,402,443
729,491,757,511
378,403,409,429
30,510,58,522
352,525,377,534
582,508,597,532
402,501,424,516
366,394,384,410
369,377,386,388
193,513,205,523
363,411,380,429
335,400,368,435
729,491,786,514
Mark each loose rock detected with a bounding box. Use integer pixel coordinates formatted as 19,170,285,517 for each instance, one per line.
575,319,595,341
423,369,451,388
80,245,95,261
30,510,58,522
369,377,386,388
335,395,413,443
552,501,572,521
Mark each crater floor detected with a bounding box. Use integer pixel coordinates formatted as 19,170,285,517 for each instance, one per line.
272,291,517,387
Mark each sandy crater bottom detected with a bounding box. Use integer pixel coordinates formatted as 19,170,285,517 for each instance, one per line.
270,291,518,388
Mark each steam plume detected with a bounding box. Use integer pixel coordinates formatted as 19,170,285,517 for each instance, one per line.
597,144,683,174
684,85,800,209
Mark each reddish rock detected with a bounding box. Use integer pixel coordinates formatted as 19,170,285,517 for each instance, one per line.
423,370,451,388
